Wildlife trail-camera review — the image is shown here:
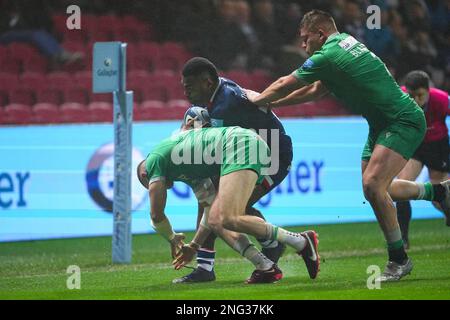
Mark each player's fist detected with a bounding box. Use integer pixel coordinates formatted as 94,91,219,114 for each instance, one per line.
169,233,185,259
172,242,198,270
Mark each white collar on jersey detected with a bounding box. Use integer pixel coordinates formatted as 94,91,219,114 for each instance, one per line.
209,78,222,104
325,32,341,44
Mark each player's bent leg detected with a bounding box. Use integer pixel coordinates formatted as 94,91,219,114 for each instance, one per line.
429,169,450,226
246,185,286,263
363,144,413,281
209,170,320,279
217,229,282,284
395,158,423,249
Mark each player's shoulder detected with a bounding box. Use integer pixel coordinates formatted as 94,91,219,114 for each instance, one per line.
429,87,449,100
215,77,252,108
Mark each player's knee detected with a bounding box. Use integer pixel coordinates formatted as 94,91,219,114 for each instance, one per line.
207,214,223,233
222,216,239,231
362,176,382,201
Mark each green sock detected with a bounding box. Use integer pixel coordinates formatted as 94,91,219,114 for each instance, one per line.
417,182,434,201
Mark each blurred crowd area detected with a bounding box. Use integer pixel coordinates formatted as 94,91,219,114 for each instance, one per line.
1,0,449,90
163,0,449,90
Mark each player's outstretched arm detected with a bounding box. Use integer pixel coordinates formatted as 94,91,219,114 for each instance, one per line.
270,80,329,108
149,180,185,258
249,74,307,108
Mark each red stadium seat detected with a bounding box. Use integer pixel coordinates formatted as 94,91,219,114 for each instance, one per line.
46,72,72,90
88,102,113,122
73,71,92,90
89,92,112,103
0,73,19,91
250,69,274,91
8,88,35,106
127,70,151,90
0,106,5,124
64,88,88,104
0,57,21,73
22,55,48,73
128,55,151,72
137,100,165,120
7,43,39,62
63,29,88,43
35,88,62,105
52,14,69,36
20,72,46,91
166,99,189,120
225,70,252,89
32,103,61,124
81,14,98,32
0,46,8,60
0,90,8,107
88,30,112,43
3,104,33,124
141,84,167,102
60,102,89,123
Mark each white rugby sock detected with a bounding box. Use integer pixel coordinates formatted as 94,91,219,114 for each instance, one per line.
233,234,273,271
266,224,307,252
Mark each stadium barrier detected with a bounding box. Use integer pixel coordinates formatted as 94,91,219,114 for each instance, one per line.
0,117,443,242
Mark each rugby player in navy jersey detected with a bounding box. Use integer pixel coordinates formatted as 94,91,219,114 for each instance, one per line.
173,57,294,283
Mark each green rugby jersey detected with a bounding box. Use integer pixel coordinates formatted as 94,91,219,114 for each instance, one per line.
293,32,422,129
145,126,267,187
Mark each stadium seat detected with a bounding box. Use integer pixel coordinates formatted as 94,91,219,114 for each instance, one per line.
64,88,88,104
166,99,189,119
35,88,62,105
0,90,8,107
128,55,151,72
0,57,21,73
127,70,152,90
251,69,274,91
22,55,48,73
60,102,89,123
52,14,69,36
137,100,165,120
0,73,19,91
81,14,98,32
166,84,185,101
21,72,47,91
46,72,72,90
225,70,252,89
73,71,92,90
89,92,112,103
0,45,7,58
3,104,33,124
141,84,167,102
88,102,113,122
32,103,60,124
63,29,88,43
0,106,5,124
7,43,39,62
8,88,35,106
88,30,112,43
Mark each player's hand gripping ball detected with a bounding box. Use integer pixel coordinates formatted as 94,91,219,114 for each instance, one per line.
182,106,211,129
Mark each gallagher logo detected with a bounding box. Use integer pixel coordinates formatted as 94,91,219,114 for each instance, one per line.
85,143,147,212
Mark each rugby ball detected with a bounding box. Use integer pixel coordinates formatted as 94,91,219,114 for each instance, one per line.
183,106,211,128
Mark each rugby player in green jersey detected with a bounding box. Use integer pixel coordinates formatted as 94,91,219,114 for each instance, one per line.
249,10,450,282
137,123,320,283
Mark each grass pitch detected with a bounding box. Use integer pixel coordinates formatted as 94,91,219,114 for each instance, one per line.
1,218,449,300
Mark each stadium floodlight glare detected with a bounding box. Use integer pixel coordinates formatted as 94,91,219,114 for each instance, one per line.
93,42,133,264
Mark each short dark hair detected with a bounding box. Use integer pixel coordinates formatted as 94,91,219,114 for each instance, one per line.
300,10,337,33
404,70,430,91
182,57,219,81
